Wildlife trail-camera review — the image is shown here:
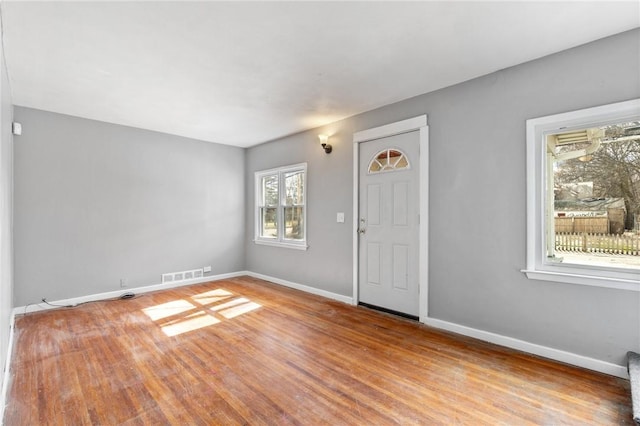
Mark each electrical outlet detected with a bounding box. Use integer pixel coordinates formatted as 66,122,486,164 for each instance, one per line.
203,266,212,273
120,278,127,288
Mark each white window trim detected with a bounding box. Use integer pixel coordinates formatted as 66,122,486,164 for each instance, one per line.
254,162,308,250
523,99,640,291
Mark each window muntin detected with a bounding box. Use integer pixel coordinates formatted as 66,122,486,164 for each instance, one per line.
368,149,410,173
255,163,307,249
524,99,640,289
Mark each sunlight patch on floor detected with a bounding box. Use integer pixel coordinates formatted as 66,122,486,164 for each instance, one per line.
142,288,262,337
219,301,261,319
191,288,233,305
209,297,251,312
142,299,196,321
161,311,221,337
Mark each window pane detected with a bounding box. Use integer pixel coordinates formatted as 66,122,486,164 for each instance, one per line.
284,171,304,205
395,156,408,169
260,207,278,238
548,120,640,270
368,149,410,174
262,175,278,206
376,151,390,170
284,206,304,240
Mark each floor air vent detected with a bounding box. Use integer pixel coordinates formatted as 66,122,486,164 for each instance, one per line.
162,268,204,284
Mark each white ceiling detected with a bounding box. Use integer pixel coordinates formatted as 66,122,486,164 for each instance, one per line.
2,1,639,148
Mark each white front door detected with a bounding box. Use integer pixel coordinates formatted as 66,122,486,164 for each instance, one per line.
358,131,420,316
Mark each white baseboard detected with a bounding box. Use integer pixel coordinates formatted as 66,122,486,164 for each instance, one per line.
11,270,353,316
3,270,625,422
245,271,354,305
3,271,251,421
243,274,626,380
424,317,628,379
0,270,351,424
12,271,247,316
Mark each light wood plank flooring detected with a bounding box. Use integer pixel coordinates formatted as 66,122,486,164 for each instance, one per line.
4,276,633,425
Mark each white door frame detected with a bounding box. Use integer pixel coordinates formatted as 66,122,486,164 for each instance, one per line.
352,115,429,322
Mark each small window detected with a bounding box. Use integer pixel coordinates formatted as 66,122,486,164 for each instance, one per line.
524,99,640,290
368,149,410,173
255,163,307,250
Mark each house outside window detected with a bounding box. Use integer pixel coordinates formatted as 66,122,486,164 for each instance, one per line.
254,163,307,250
524,99,640,290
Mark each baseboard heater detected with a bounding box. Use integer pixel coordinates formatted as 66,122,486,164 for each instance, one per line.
627,351,640,424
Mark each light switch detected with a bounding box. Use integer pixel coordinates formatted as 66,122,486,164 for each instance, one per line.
336,212,345,223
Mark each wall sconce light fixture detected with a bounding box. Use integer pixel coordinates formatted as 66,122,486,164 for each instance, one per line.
319,134,332,154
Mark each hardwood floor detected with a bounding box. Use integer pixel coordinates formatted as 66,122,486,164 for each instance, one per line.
4,276,633,425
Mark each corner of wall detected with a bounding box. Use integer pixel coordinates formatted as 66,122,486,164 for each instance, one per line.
0,2,16,418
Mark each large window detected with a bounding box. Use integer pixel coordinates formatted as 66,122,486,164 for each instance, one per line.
524,99,640,290
255,163,307,249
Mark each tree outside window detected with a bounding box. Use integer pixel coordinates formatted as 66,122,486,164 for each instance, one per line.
549,121,640,270
525,99,640,290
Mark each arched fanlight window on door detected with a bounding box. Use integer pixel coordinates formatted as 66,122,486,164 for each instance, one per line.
368,149,410,174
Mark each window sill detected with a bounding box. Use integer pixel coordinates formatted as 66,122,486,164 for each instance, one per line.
254,239,308,251
522,269,640,292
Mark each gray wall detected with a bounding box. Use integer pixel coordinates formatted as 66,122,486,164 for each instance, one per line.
14,108,245,305
245,126,354,296
246,29,640,366
0,18,14,394
9,29,640,369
